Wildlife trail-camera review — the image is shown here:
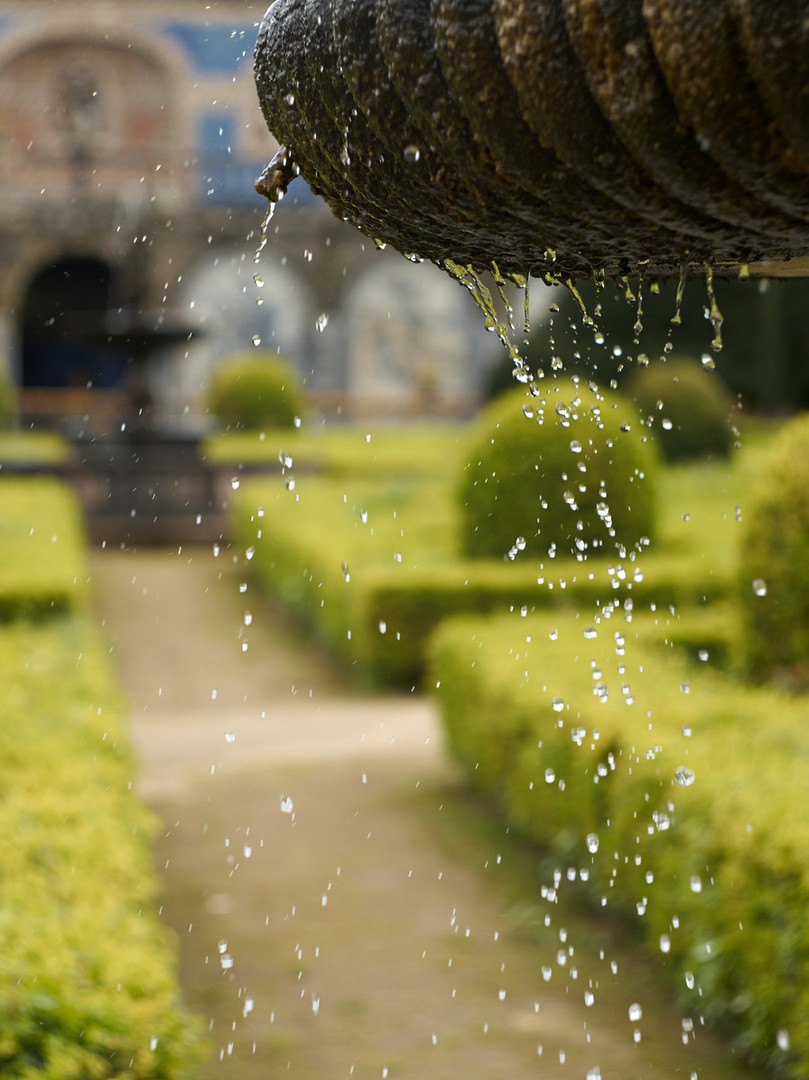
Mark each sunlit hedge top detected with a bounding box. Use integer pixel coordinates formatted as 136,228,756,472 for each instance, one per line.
458,378,658,560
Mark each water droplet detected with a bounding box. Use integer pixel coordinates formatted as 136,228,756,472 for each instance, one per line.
284,92,295,106
586,833,599,854
777,1029,790,1051
542,965,552,981
150,1037,159,1051
403,144,421,164
583,626,597,639
659,934,671,953
752,578,767,596
661,418,673,430
378,620,387,634
698,649,709,661
628,1003,643,1022
220,953,234,970
245,546,255,561
586,1066,601,1079
690,875,702,893
225,731,235,743
311,994,320,1015
544,768,556,784
551,697,564,712
675,766,695,787
280,795,294,814
498,988,506,1001
252,334,262,347
701,353,716,371
685,971,695,989
584,991,595,1006
316,312,329,333
342,561,351,583
231,477,240,490
243,845,252,858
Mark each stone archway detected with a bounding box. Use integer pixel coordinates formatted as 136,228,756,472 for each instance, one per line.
20,255,127,390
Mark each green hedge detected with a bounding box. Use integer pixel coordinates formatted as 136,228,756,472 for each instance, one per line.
0,478,86,619
205,351,304,430
0,615,204,1078
0,479,203,1077
459,381,658,559
233,464,736,687
738,413,809,683
429,608,808,1077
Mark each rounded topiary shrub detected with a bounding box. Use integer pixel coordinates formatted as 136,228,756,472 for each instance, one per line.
623,355,733,462
206,351,303,430
739,414,809,684
459,378,658,560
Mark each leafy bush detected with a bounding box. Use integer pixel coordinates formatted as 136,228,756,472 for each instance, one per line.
233,465,730,688
458,378,658,560
429,608,809,1077
0,616,204,1078
0,363,17,430
0,478,86,618
624,356,734,462
206,351,304,430
738,412,809,683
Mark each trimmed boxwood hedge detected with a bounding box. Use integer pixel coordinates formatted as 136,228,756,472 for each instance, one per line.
205,350,304,430
459,380,659,560
738,413,809,684
0,479,203,1078
233,470,733,688
0,477,86,619
623,356,734,462
428,608,809,1078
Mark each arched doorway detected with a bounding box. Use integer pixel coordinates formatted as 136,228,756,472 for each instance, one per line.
20,256,128,389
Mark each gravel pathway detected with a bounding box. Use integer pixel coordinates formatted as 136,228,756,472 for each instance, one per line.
90,545,756,1080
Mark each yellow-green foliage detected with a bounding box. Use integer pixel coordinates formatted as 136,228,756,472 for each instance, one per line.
429,608,809,1077
623,356,734,462
0,614,203,1078
738,413,809,682
202,422,466,477
0,478,86,618
458,379,658,560
233,456,736,688
0,432,70,466
205,351,304,430
0,479,202,1076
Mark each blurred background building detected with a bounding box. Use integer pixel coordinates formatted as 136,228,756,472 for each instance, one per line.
0,0,494,431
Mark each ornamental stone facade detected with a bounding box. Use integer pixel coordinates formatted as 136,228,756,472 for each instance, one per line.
0,0,494,424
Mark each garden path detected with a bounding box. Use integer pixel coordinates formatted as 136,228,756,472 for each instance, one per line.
90,545,754,1080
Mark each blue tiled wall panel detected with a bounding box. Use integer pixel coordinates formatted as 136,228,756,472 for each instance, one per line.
160,21,257,73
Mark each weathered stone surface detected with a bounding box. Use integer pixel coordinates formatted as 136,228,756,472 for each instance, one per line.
254,0,809,279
